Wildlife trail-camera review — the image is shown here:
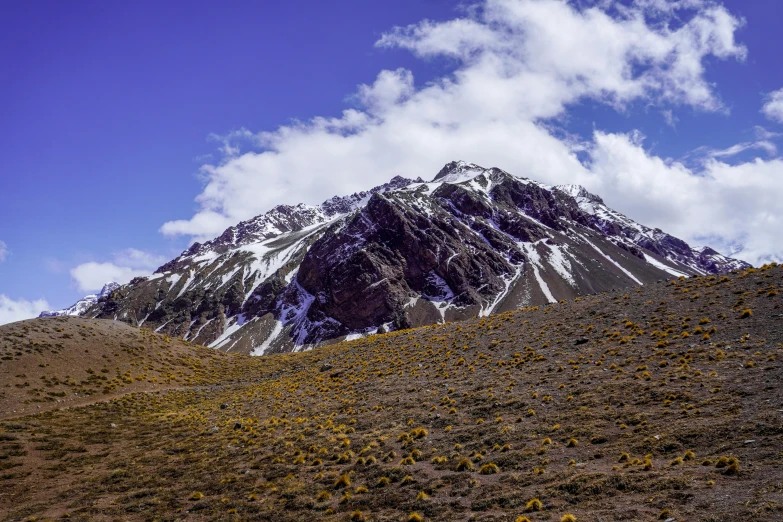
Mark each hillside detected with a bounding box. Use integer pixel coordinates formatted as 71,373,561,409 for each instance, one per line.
1,264,781,521
0,316,243,419
65,161,748,354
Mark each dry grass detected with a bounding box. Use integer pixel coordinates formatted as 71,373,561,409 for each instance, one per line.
0,317,236,419
0,264,781,521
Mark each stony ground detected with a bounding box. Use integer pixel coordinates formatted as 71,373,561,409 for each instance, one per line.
0,264,782,521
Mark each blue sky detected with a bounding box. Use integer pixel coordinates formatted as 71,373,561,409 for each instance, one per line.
2,0,783,322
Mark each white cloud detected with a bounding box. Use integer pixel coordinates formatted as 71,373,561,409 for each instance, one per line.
160,210,235,239
355,68,415,114
762,88,783,124
662,109,678,128
0,240,7,262
585,131,783,264
207,128,256,158
69,248,166,293
0,295,50,326
111,248,166,270
377,0,745,110
704,140,777,159
754,125,782,141
159,0,779,265
70,263,149,293
629,0,707,13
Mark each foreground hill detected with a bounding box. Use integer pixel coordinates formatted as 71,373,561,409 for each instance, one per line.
51,161,748,354
2,264,781,521
0,316,242,419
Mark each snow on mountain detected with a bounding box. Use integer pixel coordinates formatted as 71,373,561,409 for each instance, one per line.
39,283,120,318
76,161,751,354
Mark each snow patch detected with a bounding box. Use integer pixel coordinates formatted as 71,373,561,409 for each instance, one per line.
176,270,196,298
252,320,284,356
545,243,577,287
642,253,690,278
480,267,521,316
519,242,556,303
575,233,643,285
210,317,245,349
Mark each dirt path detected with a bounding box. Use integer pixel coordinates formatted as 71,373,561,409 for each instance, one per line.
0,382,196,421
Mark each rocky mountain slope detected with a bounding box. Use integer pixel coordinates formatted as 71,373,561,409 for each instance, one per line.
74,161,749,354
2,264,781,521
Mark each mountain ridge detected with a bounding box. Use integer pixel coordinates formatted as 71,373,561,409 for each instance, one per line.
59,161,749,353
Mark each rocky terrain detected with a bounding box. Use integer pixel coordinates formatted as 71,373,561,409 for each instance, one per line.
1,263,781,521
59,162,749,354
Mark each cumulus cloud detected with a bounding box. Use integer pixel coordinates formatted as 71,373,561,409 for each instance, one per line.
0,240,8,262
159,0,779,265
70,248,166,293
355,68,415,114
70,263,149,293
376,0,745,110
762,88,783,124
585,131,783,264
111,248,167,270
0,295,50,326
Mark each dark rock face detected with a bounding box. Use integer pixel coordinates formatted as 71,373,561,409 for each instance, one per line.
433,183,493,218
76,161,751,354
492,179,574,231
297,192,513,333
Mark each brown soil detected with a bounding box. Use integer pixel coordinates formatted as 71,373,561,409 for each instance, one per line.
0,317,239,419
0,265,781,521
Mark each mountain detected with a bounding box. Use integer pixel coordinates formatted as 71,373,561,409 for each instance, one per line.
39,282,120,317
74,161,750,353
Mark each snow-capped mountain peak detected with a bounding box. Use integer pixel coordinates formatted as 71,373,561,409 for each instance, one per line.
72,162,750,354
433,160,489,183
39,282,120,318
554,184,605,205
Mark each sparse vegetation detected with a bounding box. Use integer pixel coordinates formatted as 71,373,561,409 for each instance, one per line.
0,266,781,520
478,462,499,474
